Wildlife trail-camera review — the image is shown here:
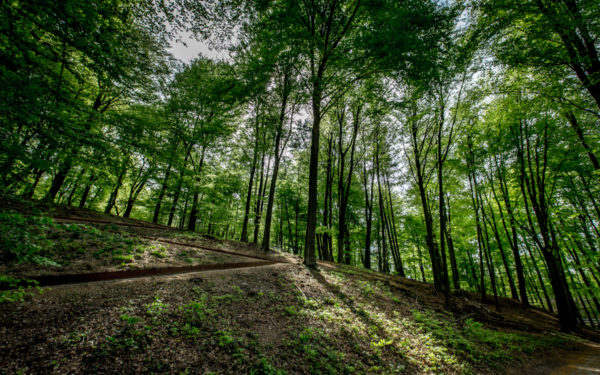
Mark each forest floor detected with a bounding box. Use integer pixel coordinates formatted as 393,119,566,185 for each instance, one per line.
0,196,598,374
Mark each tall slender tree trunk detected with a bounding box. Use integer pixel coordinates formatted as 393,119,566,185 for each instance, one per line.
410,118,442,291
480,200,499,309
467,148,486,303
525,241,554,313
179,191,190,230
385,172,404,276
445,194,460,289
153,161,173,223
417,240,426,282
484,198,519,300
104,162,126,214
187,146,206,232
322,135,333,261
24,169,44,199
253,153,269,244
304,83,322,267
437,124,450,305
241,112,261,242
376,163,389,273
285,201,294,253
564,112,599,170
491,158,529,305
262,70,290,251
168,144,192,227
362,154,373,269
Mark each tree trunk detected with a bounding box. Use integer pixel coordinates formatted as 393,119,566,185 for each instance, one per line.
45,157,73,201
564,112,599,170
168,144,192,227
153,161,173,223
445,194,460,289
484,197,519,300
24,169,44,199
241,111,261,242
104,162,126,214
187,146,206,232
385,172,404,276
262,71,290,251
253,153,269,244
322,134,333,261
491,157,529,305
304,85,322,268
362,153,374,269
437,124,450,305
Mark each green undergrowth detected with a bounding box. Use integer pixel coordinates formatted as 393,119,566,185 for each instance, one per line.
0,210,151,271
0,274,42,303
51,271,574,375
78,287,289,374
0,203,578,373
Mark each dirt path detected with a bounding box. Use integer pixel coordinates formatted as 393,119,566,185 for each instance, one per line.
52,217,277,262
550,344,600,375
1,216,287,289
146,237,275,262
51,216,176,231
21,260,279,288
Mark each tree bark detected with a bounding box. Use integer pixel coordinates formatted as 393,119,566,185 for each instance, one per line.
304,83,322,268
153,161,173,223
241,109,261,242
262,70,290,251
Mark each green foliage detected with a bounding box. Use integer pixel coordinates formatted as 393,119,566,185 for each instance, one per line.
146,296,170,322
0,275,41,303
0,0,598,368
411,309,565,369
112,254,134,263
283,305,299,316
183,294,214,326
249,357,287,375
149,244,168,258
0,212,54,264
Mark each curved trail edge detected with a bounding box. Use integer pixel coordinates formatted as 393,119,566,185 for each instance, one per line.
4,216,285,289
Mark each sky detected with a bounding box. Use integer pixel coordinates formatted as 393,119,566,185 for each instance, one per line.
167,32,230,63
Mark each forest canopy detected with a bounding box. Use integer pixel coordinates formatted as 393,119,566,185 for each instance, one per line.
1,0,599,333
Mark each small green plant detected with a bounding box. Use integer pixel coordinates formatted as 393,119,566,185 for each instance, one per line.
213,293,237,304
249,357,287,375
231,285,244,295
284,305,299,316
357,280,375,297
150,244,168,258
112,254,134,263
150,250,165,258
0,275,41,303
120,313,141,326
217,329,237,348
0,211,53,264
183,294,214,325
181,323,201,339
146,296,169,321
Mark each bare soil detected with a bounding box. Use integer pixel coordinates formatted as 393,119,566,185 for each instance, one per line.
0,197,598,374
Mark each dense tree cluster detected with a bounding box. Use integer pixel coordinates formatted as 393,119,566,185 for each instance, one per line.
1,0,599,332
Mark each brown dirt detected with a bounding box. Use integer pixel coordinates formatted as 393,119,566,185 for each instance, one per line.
0,254,593,374
1,197,289,279
1,197,599,374
20,260,279,287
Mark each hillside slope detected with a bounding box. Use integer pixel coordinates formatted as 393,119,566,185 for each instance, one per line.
0,197,596,374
